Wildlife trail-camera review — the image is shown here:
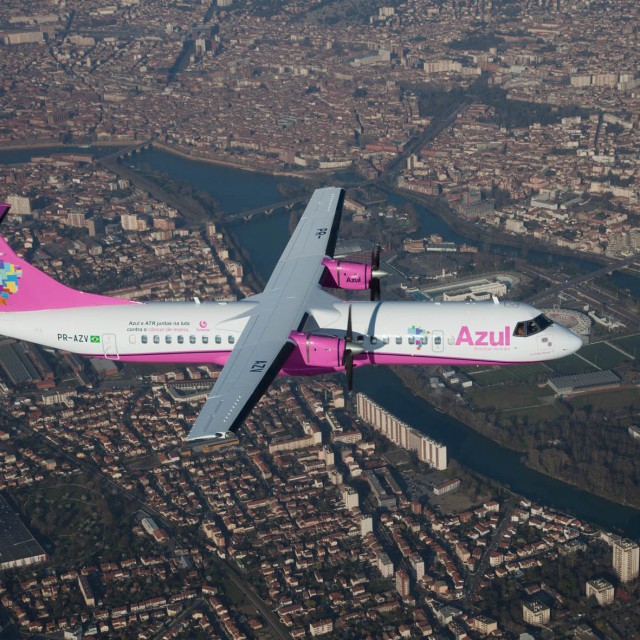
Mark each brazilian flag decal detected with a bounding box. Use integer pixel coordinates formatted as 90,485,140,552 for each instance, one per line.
90,335,101,343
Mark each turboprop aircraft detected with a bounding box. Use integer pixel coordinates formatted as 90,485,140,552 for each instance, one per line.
0,188,581,440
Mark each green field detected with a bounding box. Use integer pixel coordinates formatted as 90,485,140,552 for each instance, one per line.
571,388,640,412
497,403,568,426
578,342,631,369
612,333,640,359
462,363,552,387
545,353,599,376
467,384,555,410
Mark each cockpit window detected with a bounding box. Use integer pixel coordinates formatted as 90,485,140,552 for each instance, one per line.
513,314,554,337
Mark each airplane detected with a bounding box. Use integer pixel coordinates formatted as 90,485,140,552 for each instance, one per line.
0,188,581,441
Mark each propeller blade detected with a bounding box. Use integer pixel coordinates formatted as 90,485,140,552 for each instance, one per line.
345,349,354,391
369,245,386,301
370,277,381,302
372,244,381,271
343,305,363,392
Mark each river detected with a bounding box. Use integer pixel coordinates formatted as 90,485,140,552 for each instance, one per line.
2,144,639,536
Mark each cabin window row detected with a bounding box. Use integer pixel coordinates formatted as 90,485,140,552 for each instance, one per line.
354,335,442,346
133,334,236,345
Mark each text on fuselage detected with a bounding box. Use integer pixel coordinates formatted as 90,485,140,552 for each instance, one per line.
455,325,511,348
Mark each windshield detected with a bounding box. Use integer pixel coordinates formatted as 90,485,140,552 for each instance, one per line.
513,313,554,337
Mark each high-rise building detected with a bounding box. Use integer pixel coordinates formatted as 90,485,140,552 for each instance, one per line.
409,555,425,581
341,486,359,510
377,552,393,578
612,539,639,583
395,568,410,597
522,601,550,627
585,578,614,606
356,393,447,469
360,515,372,536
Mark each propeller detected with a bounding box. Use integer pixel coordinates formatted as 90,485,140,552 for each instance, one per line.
370,244,388,301
343,305,364,391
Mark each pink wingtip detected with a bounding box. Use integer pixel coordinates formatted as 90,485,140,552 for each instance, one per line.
0,204,10,223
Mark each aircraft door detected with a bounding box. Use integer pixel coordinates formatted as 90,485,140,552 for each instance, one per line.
432,330,444,353
102,334,119,360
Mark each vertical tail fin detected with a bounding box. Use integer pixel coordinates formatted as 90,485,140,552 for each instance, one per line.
0,204,136,311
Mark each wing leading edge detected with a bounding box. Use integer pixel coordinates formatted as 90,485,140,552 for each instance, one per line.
186,187,345,441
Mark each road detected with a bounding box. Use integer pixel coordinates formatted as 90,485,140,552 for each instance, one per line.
463,503,514,605
525,255,639,305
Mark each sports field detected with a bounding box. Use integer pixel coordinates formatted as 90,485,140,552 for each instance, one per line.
545,353,599,376
612,333,640,358
467,384,555,410
577,342,631,369
463,363,552,387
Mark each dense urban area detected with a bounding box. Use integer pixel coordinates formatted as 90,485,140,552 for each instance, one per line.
1,0,640,639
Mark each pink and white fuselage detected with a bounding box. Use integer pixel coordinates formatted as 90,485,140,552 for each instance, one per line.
0,292,582,373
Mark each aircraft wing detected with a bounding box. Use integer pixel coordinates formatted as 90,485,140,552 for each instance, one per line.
186,187,344,441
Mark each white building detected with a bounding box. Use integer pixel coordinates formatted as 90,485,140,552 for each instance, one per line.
586,578,614,606
356,393,447,469
360,515,373,536
341,486,359,510
6,195,32,215
377,552,394,577
613,538,639,583
522,601,550,627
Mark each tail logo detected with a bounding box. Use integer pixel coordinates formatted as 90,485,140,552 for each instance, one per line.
0,261,23,305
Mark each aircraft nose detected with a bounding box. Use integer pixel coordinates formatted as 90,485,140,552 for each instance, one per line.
563,329,582,353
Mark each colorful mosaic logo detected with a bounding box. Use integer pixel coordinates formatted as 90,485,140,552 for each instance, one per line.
408,325,430,350
0,261,22,305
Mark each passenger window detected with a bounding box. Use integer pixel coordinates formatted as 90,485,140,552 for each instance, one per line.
153,335,160,344
434,336,442,345
395,336,402,345
356,335,364,343
177,335,184,344
371,336,377,345
141,335,148,344
382,336,389,344
165,335,172,344
202,336,209,344
129,335,136,344
408,336,415,345
215,335,222,344
189,335,196,344
228,336,235,344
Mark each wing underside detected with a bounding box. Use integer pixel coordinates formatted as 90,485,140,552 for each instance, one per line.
186,187,344,441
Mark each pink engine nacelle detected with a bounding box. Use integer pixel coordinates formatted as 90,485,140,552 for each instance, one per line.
320,258,372,291
288,331,344,369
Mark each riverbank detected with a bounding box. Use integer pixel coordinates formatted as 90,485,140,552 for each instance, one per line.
391,186,614,267
0,139,129,152
393,366,640,511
